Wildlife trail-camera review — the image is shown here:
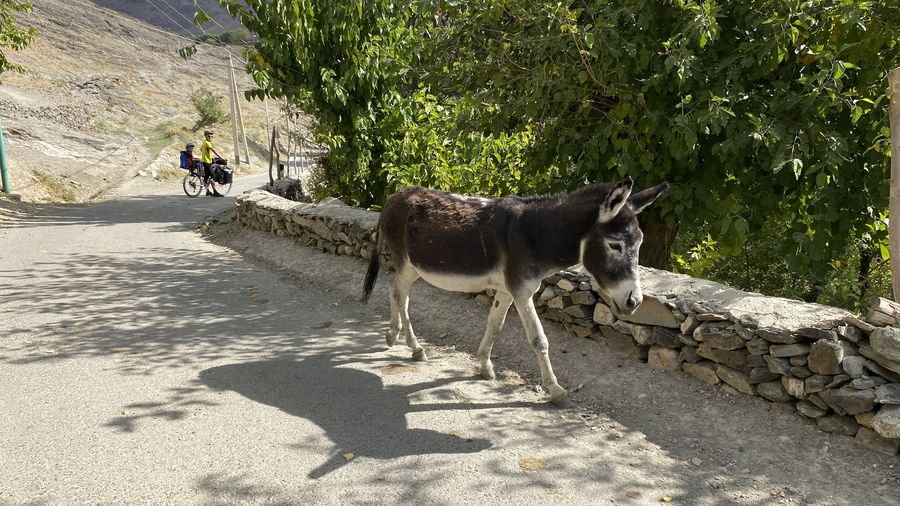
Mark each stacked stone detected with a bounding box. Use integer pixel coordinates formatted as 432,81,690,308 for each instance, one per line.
234,189,900,456
532,268,602,339
529,265,900,456
235,190,380,261
265,179,309,203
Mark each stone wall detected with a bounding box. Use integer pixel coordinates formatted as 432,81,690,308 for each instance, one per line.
234,189,900,456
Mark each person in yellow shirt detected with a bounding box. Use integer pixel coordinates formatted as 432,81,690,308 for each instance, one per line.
200,130,224,197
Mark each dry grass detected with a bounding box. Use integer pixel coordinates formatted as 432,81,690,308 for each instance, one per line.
154,166,185,182
147,118,193,153
32,171,77,203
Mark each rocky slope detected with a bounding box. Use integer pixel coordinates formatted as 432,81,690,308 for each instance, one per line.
0,0,267,202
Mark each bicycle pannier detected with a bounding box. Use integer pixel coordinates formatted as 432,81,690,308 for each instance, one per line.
216,166,233,184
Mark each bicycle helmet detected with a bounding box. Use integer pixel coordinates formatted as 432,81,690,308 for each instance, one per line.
185,142,196,149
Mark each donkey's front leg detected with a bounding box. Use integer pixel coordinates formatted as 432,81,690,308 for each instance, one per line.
476,292,513,380
512,293,567,405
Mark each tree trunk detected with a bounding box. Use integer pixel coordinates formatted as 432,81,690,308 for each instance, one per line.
638,214,678,269
889,67,900,300
859,248,872,299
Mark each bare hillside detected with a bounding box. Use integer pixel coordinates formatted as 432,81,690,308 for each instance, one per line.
0,0,268,202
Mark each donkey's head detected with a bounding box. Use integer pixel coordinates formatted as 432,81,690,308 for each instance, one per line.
580,177,669,316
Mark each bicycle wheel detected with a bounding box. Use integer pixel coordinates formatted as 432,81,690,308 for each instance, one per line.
182,172,204,198
215,179,232,196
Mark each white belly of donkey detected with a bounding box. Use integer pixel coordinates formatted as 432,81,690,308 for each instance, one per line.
413,266,505,294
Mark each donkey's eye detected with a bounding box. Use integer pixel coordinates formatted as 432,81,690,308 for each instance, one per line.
609,242,624,253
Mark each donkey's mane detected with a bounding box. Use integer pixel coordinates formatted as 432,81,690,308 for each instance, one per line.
515,182,613,208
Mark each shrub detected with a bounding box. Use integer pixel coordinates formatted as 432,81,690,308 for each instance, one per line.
189,90,228,132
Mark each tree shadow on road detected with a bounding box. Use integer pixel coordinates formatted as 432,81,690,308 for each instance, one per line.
0,192,235,231
0,246,355,372
199,356,493,478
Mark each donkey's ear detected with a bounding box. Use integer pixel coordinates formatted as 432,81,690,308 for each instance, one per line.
598,176,634,222
629,181,670,214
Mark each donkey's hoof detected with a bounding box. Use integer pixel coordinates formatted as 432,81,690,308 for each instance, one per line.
386,332,399,347
548,385,569,407
412,348,428,362
479,365,496,380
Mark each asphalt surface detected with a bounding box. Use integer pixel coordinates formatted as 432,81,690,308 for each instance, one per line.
1,173,898,505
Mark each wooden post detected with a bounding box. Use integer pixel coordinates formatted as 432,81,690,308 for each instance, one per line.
889,67,900,300
228,53,241,166
267,127,278,186
285,112,293,179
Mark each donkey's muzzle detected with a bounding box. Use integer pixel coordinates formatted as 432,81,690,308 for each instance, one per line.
622,290,642,314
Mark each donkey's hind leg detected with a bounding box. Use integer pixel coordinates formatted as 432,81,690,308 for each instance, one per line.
476,292,513,380
392,266,426,361
386,283,401,347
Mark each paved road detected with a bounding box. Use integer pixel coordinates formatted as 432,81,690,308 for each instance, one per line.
1,173,897,504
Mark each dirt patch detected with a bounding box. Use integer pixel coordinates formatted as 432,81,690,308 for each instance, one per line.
377,364,422,376
518,457,548,471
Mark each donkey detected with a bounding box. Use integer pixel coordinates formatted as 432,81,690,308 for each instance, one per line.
361,177,669,404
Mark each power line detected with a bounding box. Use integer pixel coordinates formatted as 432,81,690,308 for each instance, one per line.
143,0,259,64
68,0,309,99
67,0,246,64
147,0,222,48
175,0,232,33
143,0,196,37
155,0,199,29
156,0,228,40
141,1,308,95
141,0,248,62
157,0,255,47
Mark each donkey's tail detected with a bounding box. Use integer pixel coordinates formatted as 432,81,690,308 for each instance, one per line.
361,231,381,303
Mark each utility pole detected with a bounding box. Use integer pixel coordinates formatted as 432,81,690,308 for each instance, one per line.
0,116,10,195
228,53,251,165
234,79,250,165
227,53,241,166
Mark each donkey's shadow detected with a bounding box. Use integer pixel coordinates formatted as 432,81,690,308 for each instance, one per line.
199,355,491,478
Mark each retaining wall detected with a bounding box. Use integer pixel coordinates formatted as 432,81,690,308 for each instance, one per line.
234,189,900,456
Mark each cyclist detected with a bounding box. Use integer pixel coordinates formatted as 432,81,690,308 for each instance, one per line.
200,130,224,197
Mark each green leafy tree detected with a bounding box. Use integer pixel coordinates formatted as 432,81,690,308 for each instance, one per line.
210,0,900,306
211,0,421,207
0,0,36,82
426,0,900,281
189,89,228,132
